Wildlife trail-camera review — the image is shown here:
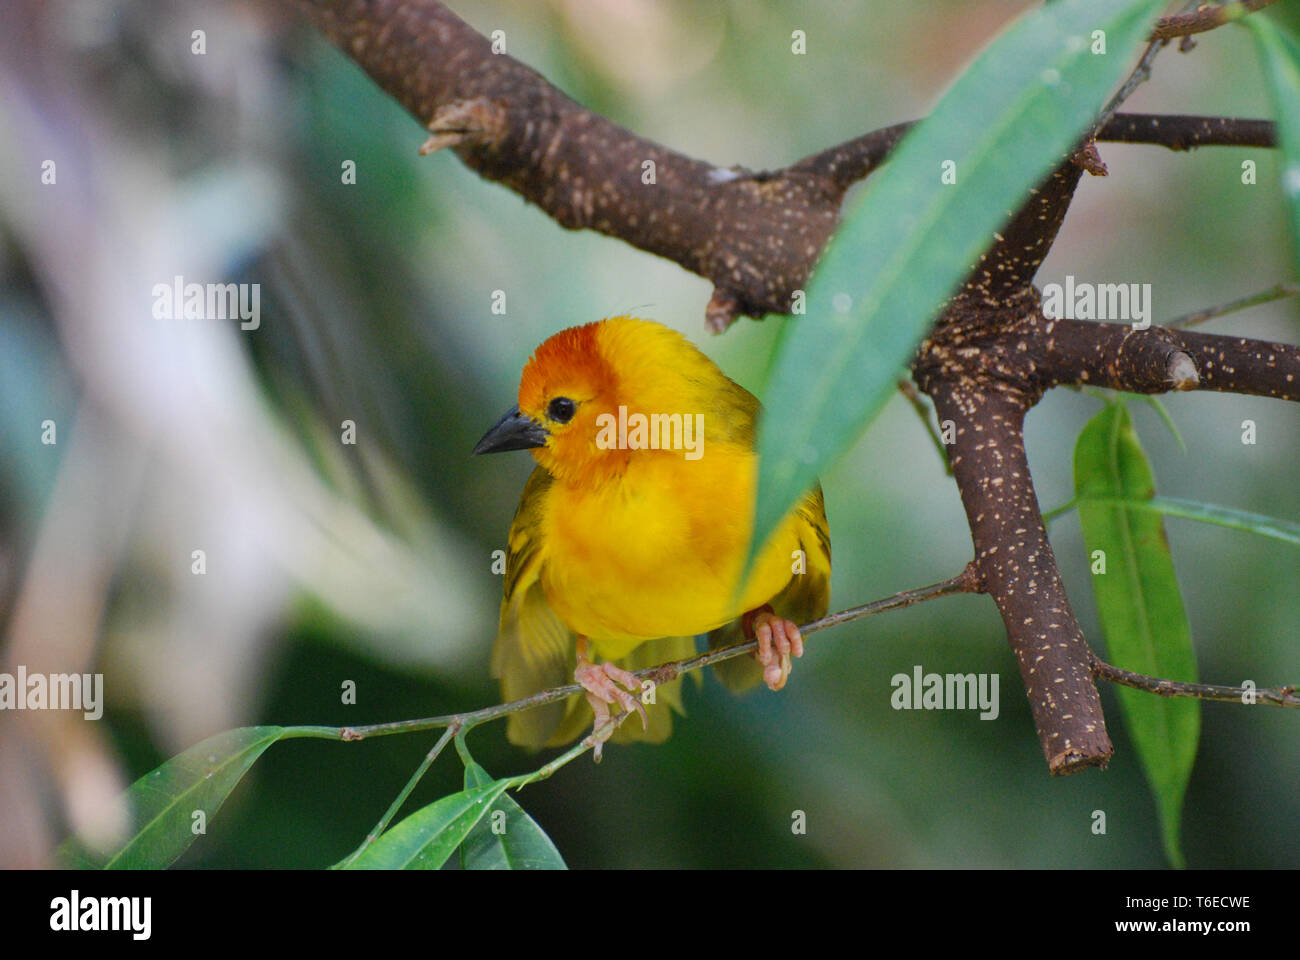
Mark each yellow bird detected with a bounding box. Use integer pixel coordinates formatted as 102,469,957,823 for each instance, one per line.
473,316,830,756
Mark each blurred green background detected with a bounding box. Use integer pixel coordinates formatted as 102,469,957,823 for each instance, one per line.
0,0,1296,868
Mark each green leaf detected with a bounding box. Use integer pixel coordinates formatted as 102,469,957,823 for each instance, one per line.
342,780,510,870
750,0,1167,565
1247,15,1300,278
58,726,288,869
458,758,566,870
1074,403,1199,868
1076,495,1300,547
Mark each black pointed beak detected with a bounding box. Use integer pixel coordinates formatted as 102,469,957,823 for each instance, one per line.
472,405,549,455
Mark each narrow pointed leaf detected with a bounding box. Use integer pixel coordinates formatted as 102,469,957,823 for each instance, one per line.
459,758,566,870
58,725,288,869
750,0,1168,565
1074,403,1199,868
343,780,510,870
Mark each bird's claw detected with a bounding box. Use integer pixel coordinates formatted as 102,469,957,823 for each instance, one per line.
575,657,647,761
746,609,804,692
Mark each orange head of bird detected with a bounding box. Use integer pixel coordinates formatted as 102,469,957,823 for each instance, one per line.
473,317,709,484
472,319,629,483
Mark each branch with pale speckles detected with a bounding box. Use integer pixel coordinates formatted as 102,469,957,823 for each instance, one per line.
1033,320,1300,401
913,109,1298,772
909,161,1118,775
919,346,1116,774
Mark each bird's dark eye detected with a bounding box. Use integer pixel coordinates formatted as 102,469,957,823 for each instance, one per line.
547,397,577,423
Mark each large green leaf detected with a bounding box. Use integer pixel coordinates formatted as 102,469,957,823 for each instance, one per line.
1074,403,1199,868
1247,14,1300,278
458,758,566,870
750,0,1167,564
342,780,510,870
58,726,288,869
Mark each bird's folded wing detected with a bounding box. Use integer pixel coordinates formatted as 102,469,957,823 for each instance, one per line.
495,467,706,747
708,484,832,691
493,468,583,747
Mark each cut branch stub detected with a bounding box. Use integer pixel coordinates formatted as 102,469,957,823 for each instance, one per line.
705,287,744,334
1036,320,1300,401
1165,351,1200,391
419,97,507,155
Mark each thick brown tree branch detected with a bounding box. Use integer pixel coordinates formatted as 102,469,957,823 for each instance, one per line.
912,151,1127,772
1035,321,1300,400
282,0,1277,329
287,0,842,323
908,144,1295,770
919,329,1115,773
1097,112,1276,150
962,155,1092,306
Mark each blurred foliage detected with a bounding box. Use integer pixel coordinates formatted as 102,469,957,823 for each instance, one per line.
0,0,1296,869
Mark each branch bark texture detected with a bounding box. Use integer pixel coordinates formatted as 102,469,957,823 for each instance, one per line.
286,0,1277,325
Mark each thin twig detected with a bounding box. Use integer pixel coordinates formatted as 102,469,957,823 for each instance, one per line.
1165,283,1300,328
325,571,982,743
1093,35,1169,141
898,379,955,476
1098,113,1276,150
1041,497,1078,525
1095,659,1300,707
1093,0,1204,141
510,715,629,789
641,567,982,686
335,721,462,867
341,712,627,858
